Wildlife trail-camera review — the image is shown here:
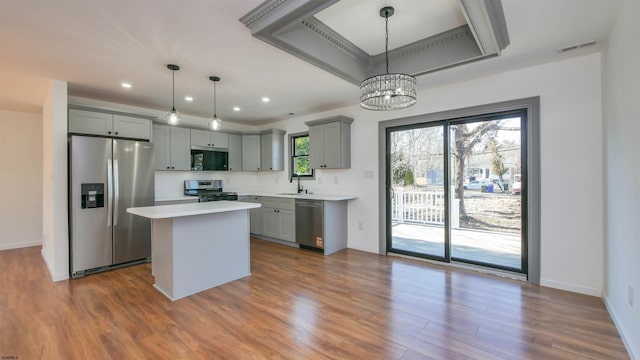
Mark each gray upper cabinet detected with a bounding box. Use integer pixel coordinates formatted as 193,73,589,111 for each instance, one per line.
190,129,229,148
260,129,285,171
306,116,353,169
241,135,261,171
152,124,190,171
228,134,242,172
112,115,151,139
68,108,151,140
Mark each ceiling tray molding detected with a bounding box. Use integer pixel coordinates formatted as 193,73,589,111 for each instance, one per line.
241,0,509,86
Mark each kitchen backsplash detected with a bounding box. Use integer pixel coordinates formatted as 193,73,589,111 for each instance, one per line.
155,168,361,198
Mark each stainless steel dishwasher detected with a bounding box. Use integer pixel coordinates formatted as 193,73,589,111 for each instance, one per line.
295,199,324,251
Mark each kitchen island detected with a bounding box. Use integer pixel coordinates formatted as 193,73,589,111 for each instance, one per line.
127,201,260,301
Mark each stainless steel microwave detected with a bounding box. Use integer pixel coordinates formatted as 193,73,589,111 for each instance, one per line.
190,146,228,171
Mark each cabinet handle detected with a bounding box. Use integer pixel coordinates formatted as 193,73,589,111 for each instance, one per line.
171,166,175,169
166,166,170,169
108,131,112,134
115,132,119,135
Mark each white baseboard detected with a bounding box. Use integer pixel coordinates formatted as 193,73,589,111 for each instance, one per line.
0,240,42,251
40,248,69,282
603,295,638,360
540,279,602,297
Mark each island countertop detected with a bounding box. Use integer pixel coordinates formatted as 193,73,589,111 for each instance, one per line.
127,200,260,219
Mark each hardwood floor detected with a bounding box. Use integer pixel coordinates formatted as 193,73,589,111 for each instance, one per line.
0,239,629,359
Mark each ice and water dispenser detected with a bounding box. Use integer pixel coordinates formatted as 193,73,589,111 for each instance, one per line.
81,183,104,209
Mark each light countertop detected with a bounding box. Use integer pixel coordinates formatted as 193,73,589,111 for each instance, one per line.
236,192,357,201
127,201,260,219
155,195,199,202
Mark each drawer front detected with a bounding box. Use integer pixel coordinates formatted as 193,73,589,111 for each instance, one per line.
262,197,295,210
277,198,295,210
261,197,280,208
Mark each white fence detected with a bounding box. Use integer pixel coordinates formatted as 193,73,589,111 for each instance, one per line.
392,189,460,228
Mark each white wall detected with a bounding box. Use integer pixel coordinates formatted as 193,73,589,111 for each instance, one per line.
602,0,640,357
41,80,68,281
258,53,604,296
155,170,260,198
0,110,42,250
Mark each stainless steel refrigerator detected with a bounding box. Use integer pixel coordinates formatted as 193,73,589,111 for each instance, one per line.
69,135,154,278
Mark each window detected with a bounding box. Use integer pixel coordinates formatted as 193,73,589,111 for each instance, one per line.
290,133,313,179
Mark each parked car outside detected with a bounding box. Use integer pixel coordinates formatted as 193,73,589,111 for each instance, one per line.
463,179,492,190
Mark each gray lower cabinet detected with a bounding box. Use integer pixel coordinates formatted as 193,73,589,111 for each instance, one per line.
261,197,295,242
228,134,242,171
69,108,151,140
153,124,190,171
239,196,263,235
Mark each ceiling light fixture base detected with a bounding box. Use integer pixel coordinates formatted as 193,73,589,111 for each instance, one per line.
380,6,394,18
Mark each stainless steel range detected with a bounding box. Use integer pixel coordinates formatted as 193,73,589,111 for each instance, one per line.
184,179,238,202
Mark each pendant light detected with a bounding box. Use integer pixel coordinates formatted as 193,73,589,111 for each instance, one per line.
165,64,182,125
208,76,222,131
360,6,416,111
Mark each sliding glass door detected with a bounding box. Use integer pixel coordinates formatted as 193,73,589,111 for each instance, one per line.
387,110,527,274
388,124,448,260
449,115,525,271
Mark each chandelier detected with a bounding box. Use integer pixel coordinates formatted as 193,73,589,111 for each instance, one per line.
360,6,416,111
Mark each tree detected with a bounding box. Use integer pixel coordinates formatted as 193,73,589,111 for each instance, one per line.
391,152,411,186
452,122,501,217
403,168,415,186
488,139,508,184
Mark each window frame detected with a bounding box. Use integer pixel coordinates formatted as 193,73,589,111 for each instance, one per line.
289,132,315,180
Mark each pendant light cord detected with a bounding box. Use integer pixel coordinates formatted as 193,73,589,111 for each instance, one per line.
171,70,176,110
385,13,389,74
213,81,217,117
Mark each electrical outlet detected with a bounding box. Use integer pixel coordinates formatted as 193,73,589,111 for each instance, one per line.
364,170,374,179
358,222,363,231
318,177,322,184
334,177,338,185
629,286,634,307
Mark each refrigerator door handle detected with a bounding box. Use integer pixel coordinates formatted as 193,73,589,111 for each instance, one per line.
107,159,113,226
113,159,119,226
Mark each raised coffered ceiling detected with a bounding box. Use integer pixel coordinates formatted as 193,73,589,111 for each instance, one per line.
241,0,509,85
315,0,467,56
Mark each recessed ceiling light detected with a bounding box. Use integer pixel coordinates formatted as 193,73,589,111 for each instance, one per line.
185,96,194,102
262,97,270,103
121,82,132,89
233,106,240,112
